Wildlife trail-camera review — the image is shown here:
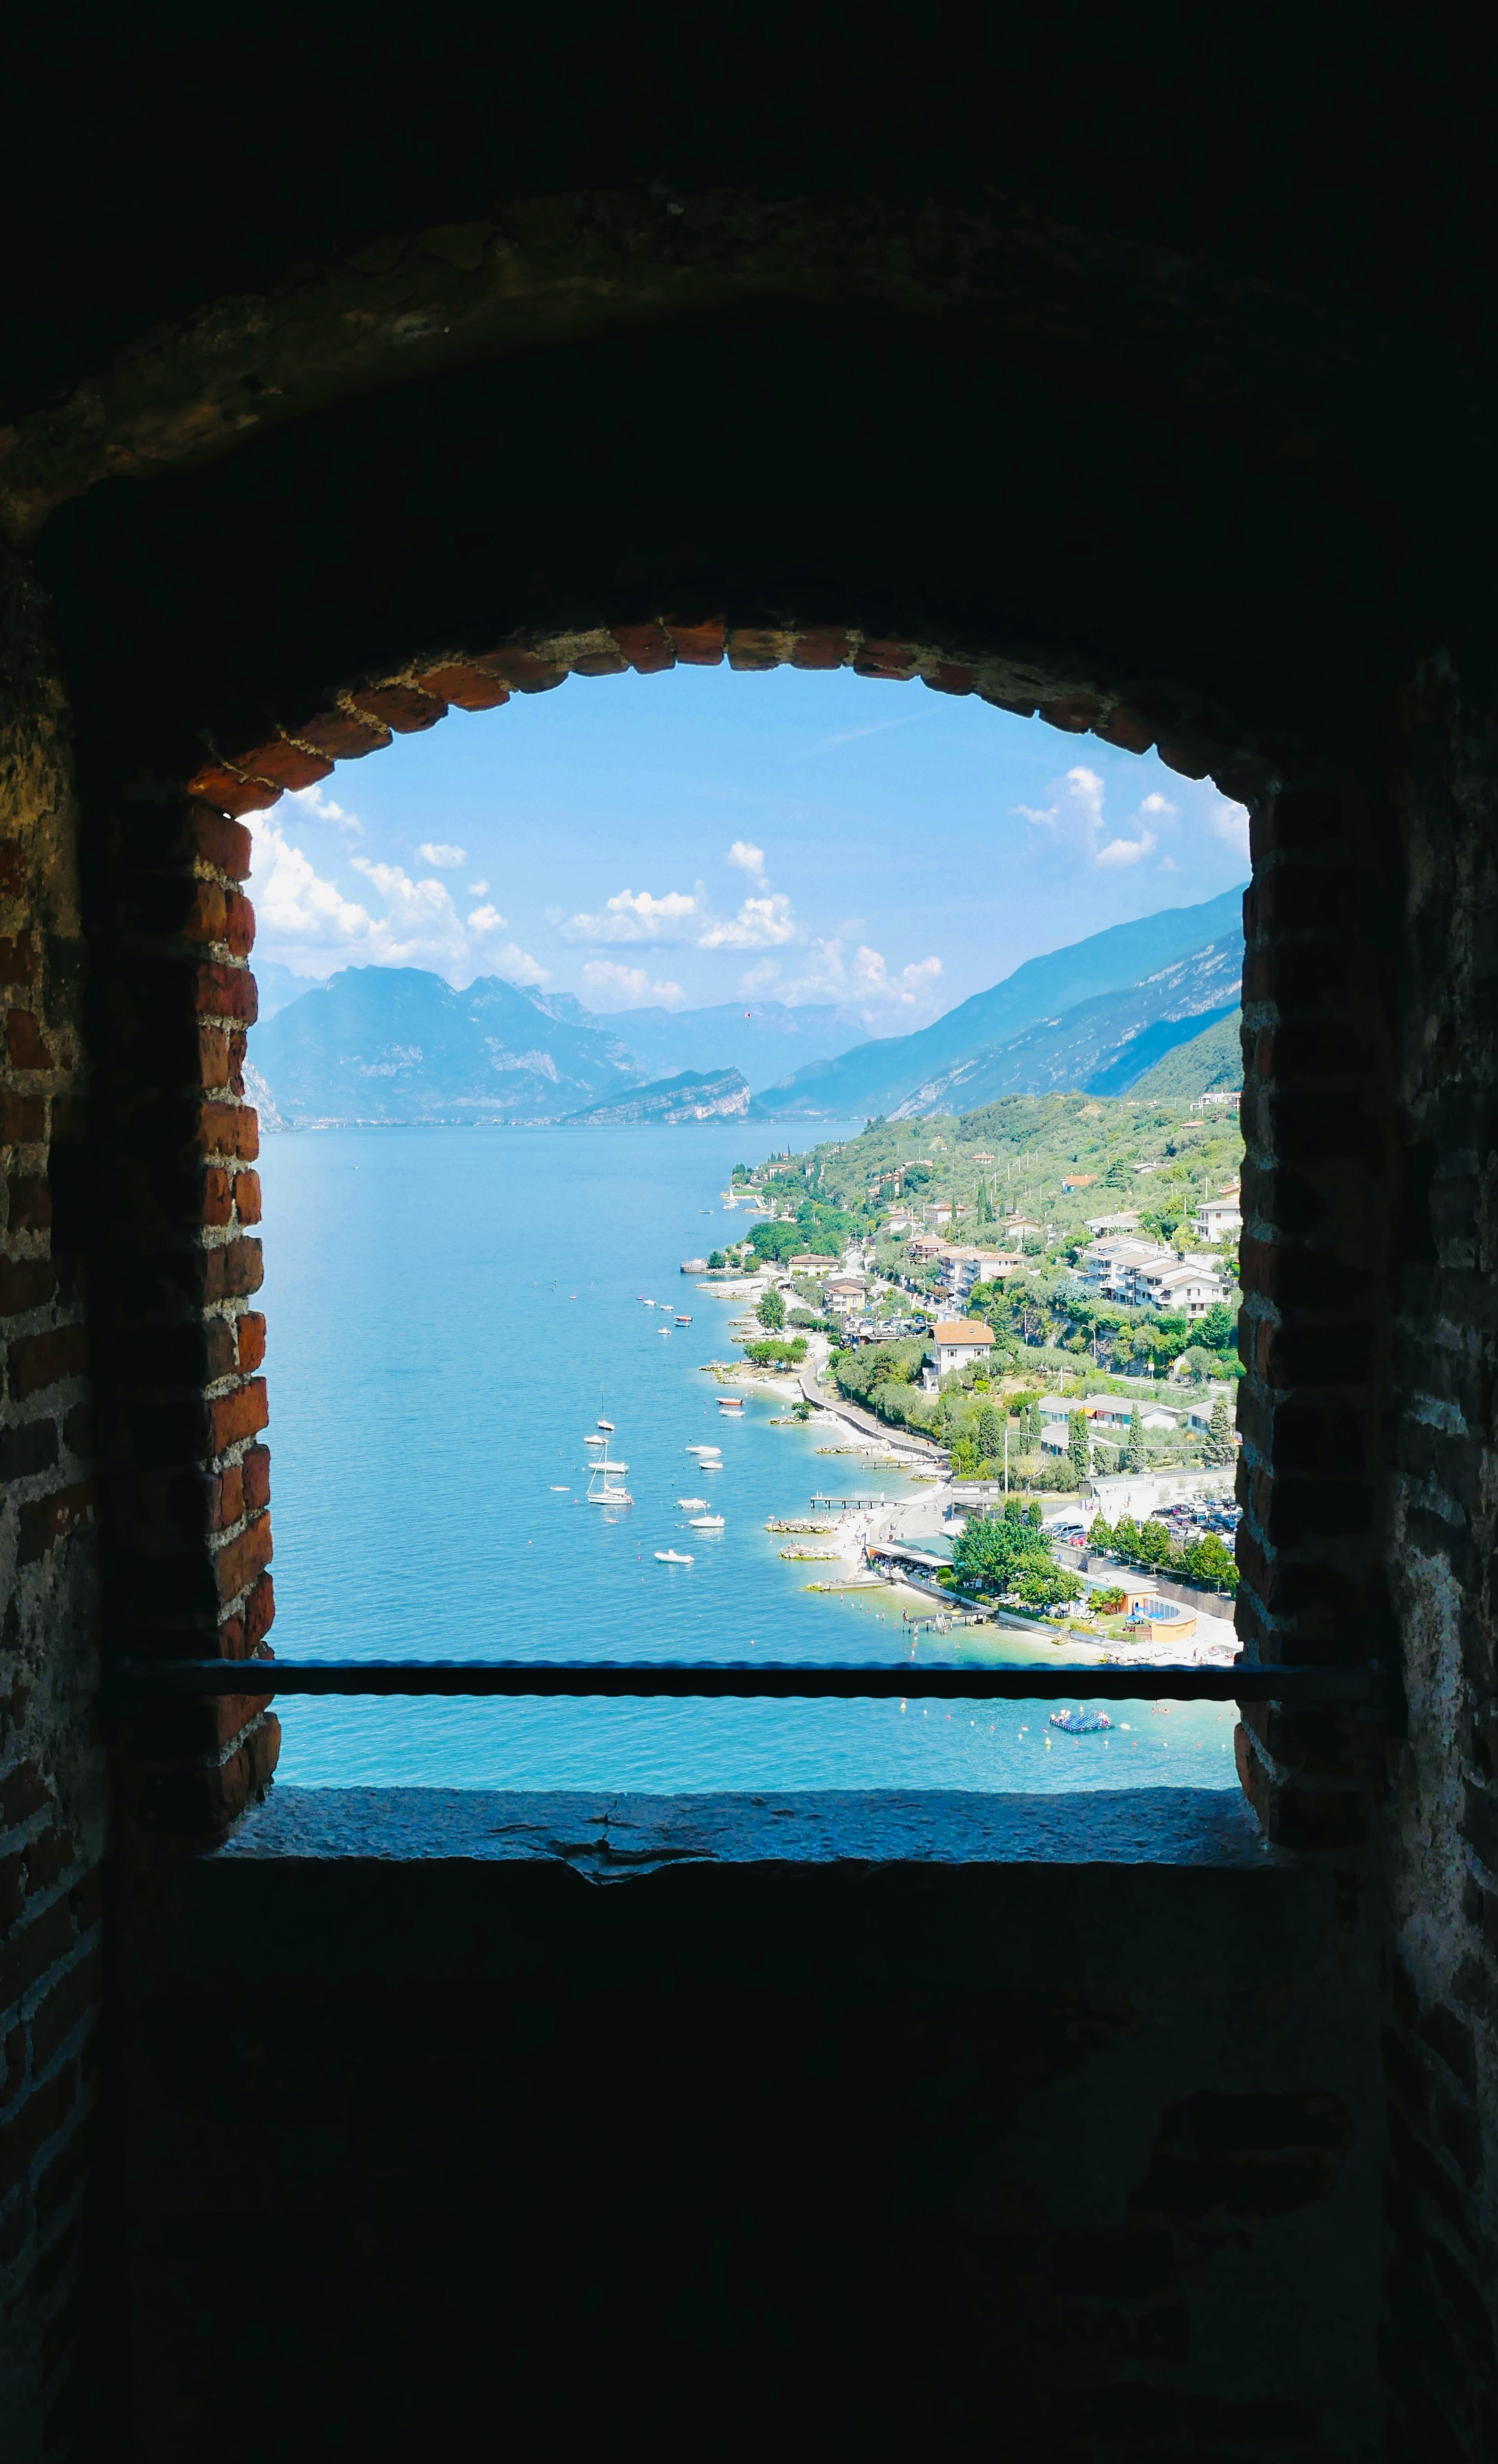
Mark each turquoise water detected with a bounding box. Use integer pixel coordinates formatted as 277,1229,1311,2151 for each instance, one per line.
257,1125,1237,1792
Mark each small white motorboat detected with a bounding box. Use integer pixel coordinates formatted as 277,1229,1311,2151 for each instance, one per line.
655,1549,693,1565
677,1496,708,1510
688,1515,725,1531
584,1433,606,1448
549,1485,570,1492
685,1444,722,1458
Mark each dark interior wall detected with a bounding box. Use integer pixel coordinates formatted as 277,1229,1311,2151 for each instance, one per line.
122,1820,1383,2463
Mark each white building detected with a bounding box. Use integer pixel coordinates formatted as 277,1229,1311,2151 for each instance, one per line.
1194,1186,1243,1241
1078,1236,1173,1299
1085,1211,1142,1236
930,1318,996,1375
1130,1257,1230,1319
938,1244,1022,1300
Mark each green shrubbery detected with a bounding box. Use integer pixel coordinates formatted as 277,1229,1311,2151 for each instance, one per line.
951,1500,1084,1610
741,1336,808,1367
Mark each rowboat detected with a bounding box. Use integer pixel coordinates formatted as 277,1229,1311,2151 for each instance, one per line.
717,1397,745,1412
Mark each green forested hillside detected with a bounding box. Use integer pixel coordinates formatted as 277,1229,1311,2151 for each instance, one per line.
1128,1011,1241,1099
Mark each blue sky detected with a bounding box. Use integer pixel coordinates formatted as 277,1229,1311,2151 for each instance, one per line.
245,665,1249,1029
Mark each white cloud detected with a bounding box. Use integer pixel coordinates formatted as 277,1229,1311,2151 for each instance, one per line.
582,960,685,1008
698,893,798,950
1014,764,1107,843
1211,798,1251,860
417,842,466,869
727,839,767,880
247,810,374,948
468,879,490,897
466,904,508,934
1140,791,1177,817
488,943,550,987
562,886,702,944
286,782,364,836
1095,828,1158,868
768,935,943,1026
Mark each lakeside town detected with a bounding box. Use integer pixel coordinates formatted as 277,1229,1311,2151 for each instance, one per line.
672,1088,1245,1670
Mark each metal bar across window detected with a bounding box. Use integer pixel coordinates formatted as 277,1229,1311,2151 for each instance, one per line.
119,1659,1381,1707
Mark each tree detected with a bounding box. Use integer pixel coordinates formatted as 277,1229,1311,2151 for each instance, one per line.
757,1284,786,1331
976,1404,1004,1464
948,1434,978,1477
1025,1398,1044,1443
1199,1301,1238,1353
1183,1532,1238,1593
1113,1513,1142,1559
1204,1395,1236,1465
707,1250,726,1271
1136,1518,1172,1569
976,1180,993,1224
1087,1514,1114,1554
1124,1404,1146,1471
1068,1410,1090,1478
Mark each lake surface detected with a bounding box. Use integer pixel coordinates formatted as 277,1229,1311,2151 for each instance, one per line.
257,1124,1237,1792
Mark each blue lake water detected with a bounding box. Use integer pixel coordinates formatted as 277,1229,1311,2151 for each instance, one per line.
257,1124,1238,1792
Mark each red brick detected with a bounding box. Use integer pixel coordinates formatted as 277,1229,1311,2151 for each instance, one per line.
208,1379,269,1455
665,616,725,666
188,805,254,881
290,709,393,759
195,960,258,1025
0,1090,47,1143
183,763,280,820
8,1322,88,1402
208,1463,244,1532
5,1012,53,1071
197,1099,259,1160
196,1023,232,1090
852,639,921,679
1093,704,1158,755
411,663,511,712
0,1851,23,1925
234,1167,262,1225
470,649,567,694
204,1317,237,1382
725,628,785,672
61,1400,92,1460
237,1312,267,1373
610,623,675,675
0,1256,54,1317
349,684,446,733
0,933,37,987
6,1173,49,1230
201,1164,234,1227
213,1511,274,1604
17,1481,94,1566
223,737,333,793
242,1442,272,1513
1038,692,1104,733
181,880,229,945
0,842,24,898
204,1237,264,1303
245,1570,275,1648
569,648,630,676
921,663,974,697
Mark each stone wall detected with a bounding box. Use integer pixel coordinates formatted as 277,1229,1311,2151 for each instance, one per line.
1379,654,1498,2459
0,549,102,2452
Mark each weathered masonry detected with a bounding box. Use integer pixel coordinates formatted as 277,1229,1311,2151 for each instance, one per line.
2,11,1496,2456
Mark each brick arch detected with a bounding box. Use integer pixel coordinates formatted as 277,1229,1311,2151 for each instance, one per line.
186,615,1283,817
138,615,1389,1859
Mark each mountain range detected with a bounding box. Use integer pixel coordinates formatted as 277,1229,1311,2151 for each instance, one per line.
752,883,1246,1118
246,881,1247,1126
